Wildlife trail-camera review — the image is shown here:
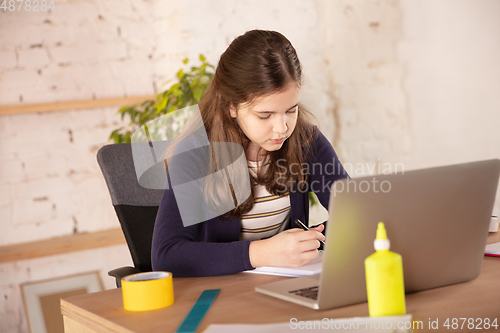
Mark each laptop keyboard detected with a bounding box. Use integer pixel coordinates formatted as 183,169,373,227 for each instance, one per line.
289,286,319,300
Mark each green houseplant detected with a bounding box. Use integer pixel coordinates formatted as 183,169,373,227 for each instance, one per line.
108,54,318,207
109,54,214,144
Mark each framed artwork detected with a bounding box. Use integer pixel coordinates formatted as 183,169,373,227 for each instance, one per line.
21,271,103,333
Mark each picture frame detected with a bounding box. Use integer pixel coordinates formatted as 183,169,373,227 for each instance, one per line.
21,271,103,333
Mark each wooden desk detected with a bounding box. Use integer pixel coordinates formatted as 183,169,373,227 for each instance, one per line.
61,233,500,333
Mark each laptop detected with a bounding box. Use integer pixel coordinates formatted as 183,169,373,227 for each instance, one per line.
255,159,500,310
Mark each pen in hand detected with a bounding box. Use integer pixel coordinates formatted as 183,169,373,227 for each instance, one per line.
294,219,326,247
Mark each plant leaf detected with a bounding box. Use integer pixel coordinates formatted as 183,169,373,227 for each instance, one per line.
193,87,203,101
156,97,168,113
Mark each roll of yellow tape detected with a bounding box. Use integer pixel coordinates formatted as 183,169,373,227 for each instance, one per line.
121,271,174,311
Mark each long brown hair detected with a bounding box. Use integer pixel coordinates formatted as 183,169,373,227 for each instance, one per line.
166,30,318,219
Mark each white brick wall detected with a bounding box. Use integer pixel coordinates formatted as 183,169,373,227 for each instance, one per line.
18,47,50,69
0,51,17,70
323,0,412,168
0,0,186,104
0,107,125,246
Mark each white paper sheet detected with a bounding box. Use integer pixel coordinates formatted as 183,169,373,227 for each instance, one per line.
243,251,324,277
485,241,500,255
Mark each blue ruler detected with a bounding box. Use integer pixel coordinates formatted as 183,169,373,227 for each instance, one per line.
175,289,221,333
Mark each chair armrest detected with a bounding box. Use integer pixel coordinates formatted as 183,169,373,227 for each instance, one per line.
108,266,142,288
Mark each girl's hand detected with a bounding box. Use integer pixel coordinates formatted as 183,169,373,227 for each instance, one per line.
249,224,325,268
310,223,325,234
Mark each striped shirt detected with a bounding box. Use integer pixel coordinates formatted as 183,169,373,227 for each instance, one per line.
240,157,291,241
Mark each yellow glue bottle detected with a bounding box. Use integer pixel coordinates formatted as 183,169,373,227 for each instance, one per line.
365,222,406,317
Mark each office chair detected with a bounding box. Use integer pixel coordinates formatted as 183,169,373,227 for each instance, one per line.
97,143,165,288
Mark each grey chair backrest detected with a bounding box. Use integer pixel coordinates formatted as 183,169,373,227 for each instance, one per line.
97,143,164,272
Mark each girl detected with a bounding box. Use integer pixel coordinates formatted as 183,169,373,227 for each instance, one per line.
151,29,348,277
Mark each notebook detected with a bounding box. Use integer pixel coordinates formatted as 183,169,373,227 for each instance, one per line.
255,159,500,310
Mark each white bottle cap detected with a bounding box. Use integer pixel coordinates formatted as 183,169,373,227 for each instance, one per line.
490,216,499,233
374,239,390,250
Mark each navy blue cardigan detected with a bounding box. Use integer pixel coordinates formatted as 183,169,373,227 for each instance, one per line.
151,129,348,277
